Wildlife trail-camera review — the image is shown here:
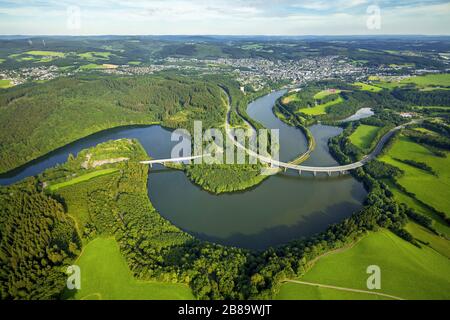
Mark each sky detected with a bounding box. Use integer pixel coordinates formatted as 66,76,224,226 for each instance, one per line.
0,0,449,35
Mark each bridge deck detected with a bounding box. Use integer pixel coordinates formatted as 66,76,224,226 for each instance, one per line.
140,113,413,174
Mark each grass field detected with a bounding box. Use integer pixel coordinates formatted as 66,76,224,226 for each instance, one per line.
349,124,380,150
380,136,450,215
282,93,301,104
413,106,450,111
405,222,450,258
414,128,438,135
373,81,404,90
0,79,13,89
400,73,450,88
26,50,66,57
9,51,65,63
373,74,450,91
384,180,450,237
66,237,194,300
79,63,108,70
354,82,383,92
313,89,341,100
298,96,344,116
277,230,450,300
78,51,113,61
276,282,389,300
48,168,119,192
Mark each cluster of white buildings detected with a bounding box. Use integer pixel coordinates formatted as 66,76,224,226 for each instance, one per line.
0,65,60,86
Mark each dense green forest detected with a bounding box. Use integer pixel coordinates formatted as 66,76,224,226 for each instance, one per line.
185,163,267,194
1,36,449,301
2,132,438,300
0,179,81,299
1,36,446,69
0,75,226,174
278,80,417,126
40,140,250,300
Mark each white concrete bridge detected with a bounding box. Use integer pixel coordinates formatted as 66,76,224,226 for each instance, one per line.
140,121,405,176
141,86,413,176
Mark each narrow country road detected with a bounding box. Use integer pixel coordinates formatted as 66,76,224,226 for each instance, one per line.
284,279,405,300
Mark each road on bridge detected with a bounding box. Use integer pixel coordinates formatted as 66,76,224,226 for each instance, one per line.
141,89,416,175
223,89,414,174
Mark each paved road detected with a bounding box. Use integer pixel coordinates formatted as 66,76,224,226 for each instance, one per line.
141,89,415,175
224,90,413,174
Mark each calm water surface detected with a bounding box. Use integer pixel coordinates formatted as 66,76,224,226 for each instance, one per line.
0,90,367,250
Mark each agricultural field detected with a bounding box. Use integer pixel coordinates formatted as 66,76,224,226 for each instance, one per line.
371,73,450,91
353,82,382,92
276,282,388,300
0,79,12,88
414,128,438,135
313,89,341,99
65,237,194,300
405,222,450,258
277,230,450,300
8,50,66,63
26,50,65,57
384,180,450,237
78,63,111,70
282,92,301,104
401,73,450,88
78,51,113,61
297,96,344,116
380,136,450,215
349,124,381,150
47,168,119,192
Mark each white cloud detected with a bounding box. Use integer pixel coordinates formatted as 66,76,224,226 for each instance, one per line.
0,0,448,35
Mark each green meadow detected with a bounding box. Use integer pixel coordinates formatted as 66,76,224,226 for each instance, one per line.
405,222,450,258
277,230,450,300
349,124,380,150
414,106,450,110
354,82,382,92
414,128,438,135
282,92,301,104
79,63,108,70
276,282,389,300
0,79,13,89
400,73,450,88
9,51,66,63
66,237,194,300
313,89,341,100
48,168,119,192
384,180,450,237
298,96,344,116
78,51,113,61
372,73,450,91
26,50,65,57
380,136,450,215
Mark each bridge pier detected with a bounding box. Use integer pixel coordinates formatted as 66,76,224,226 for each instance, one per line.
298,170,302,175
313,171,317,177
327,171,331,177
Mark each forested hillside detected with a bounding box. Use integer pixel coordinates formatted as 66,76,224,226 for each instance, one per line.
0,136,428,300
0,179,81,299
0,75,225,174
